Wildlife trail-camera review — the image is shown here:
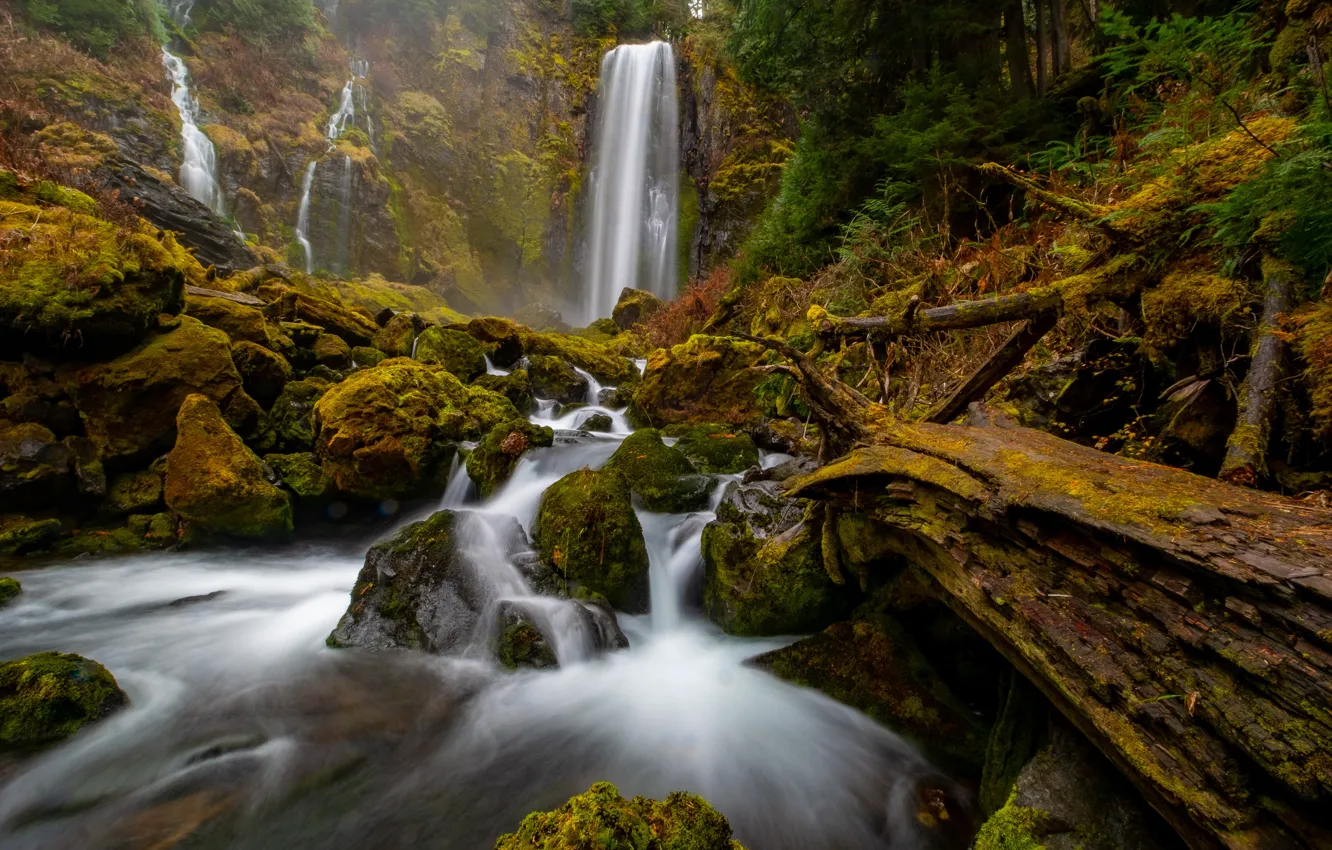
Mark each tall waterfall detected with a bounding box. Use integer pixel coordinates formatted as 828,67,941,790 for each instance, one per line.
581,42,679,325
160,2,224,216
294,62,366,275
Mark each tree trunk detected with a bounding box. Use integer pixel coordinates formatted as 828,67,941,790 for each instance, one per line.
925,312,1058,424
788,414,1332,849
1219,258,1299,487
1005,0,1035,98
1051,0,1070,76
1035,0,1050,94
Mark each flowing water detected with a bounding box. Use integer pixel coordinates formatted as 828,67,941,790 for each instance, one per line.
160,3,224,217
0,376,953,849
580,42,680,324
294,65,366,275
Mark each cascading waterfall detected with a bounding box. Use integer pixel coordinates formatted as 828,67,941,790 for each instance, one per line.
581,42,680,325
160,2,224,216
294,65,365,275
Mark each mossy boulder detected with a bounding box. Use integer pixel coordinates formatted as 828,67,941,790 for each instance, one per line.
372,312,423,358
0,420,73,510
0,201,187,359
257,283,379,346
257,378,329,452
164,394,292,538
495,601,558,670
0,515,62,555
702,480,852,636
631,336,766,428
231,341,292,408
465,316,526,367
527,354,589,405
312,359,516,500
495,781,745,850
0,576,20,606
328,510,525,652
604,429,710,512
467,419,555,499
0,652,128,750
612,287,666,330
350,346,385,368
59,317,254,465
534,468,651,613
264,452,333,500
186,291,270,347
414,326,486,382
522,332,641,387
665,424,760,474
53,513,177,556
313,333,352,370
583,412,614,433
752,618,989,773
473,369,534,414
102,469,164,516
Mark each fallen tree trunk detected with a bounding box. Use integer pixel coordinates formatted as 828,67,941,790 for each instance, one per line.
787,412,1332,848
925,312,1059,424
1219,258,1299,487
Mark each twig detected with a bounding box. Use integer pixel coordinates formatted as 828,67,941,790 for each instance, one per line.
1220,99,1279,159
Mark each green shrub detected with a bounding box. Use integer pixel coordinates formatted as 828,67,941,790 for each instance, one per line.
197,0,316,46
19,0,163,56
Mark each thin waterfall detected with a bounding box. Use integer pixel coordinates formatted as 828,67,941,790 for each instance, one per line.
293,66,363,274
581,42,679,325
335,155,353,274
160,1,224,216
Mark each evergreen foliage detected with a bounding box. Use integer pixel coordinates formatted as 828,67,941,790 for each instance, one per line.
18,0,163,57
196,0,317,46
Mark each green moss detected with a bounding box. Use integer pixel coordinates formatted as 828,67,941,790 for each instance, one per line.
414,326,486,381
0,515,63,556
605,429,710,512
103,470,164,516
972,791,1057,850
258,378,329,453
55,513,176,556
164,394,293,539
980,673,1046,816
264,452,333,499
0,652,128,750
0,577,20,606
1294,299,1332,440
630,336,766,428
313,333,352,370
527,354,589,404
473,369,534,414
534,468,651,613
494,781,745,850
351,346,386,368
467,419,555,499
521,331,640,386
373,313,419,358
231,341,292,408
664,424,759,474
312,359,516,499
496,614,558,670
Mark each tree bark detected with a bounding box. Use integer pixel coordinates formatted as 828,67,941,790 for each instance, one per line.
1035,0,1050,94
925,312,1058,424
1219,259,1299,487
1051,0,1070,77
1004,0,1035,98
788,415,1332,849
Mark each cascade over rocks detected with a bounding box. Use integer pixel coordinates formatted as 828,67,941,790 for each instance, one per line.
467,419,555,499
494,601,558,669
164,394,292,539
534,468,651,613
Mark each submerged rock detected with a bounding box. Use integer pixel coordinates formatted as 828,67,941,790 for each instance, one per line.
312,359,515,500
164,394,292,539
604,428,710,512
414,326,486,382
467,420,554,499
612,286,665,330
534,468,651,613
702,480,851,635
752,618,989,773
0,576,19,606
328,510,524,652
0,651,128,750
666,423,760,474
495,781,745,850
630,335,766,428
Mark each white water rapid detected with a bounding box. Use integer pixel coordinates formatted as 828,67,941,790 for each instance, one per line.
580,42,680,325
0,372,953,850
160,3,224,216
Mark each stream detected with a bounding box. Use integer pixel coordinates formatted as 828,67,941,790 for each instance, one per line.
0,374,951,849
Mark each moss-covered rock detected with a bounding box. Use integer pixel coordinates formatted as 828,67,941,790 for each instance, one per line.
665,424,760,474
350,346,386,368
231,340,292,408
164,394,292,538
702,480,852,635
612,287,666,331
414,326,486,382
0,201,187,359
328,510,527,652
186,291,271,347
372,312,423,358
494,781,745,850
257,378,329,453
465,316,526,367
752,618,989,773
604,429,710,512
0,420,73,510
534,468,651,613
467,419,555,499
527,354,589,405
257,283,379,346
495,601,558,670
264,452,334,500
0,652,128,750
312,359,516,500
54,512,177,556
313,333,352,370
0,515,62,555
102,469,164,516
631,336,765,428
521,332,640,386
473,369,534,414
0,576,20,606
59,317,254,465
582,412,614,433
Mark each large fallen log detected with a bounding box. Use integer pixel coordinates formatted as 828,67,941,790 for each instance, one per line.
786,411,1332,849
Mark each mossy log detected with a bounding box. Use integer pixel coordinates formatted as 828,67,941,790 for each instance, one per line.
786,411,1332,849
1219,259,1298,488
